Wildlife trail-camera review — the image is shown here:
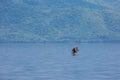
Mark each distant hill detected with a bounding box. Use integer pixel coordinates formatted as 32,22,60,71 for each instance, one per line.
0,0,120,42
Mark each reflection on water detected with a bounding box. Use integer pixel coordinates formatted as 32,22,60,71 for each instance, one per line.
0,43,120,80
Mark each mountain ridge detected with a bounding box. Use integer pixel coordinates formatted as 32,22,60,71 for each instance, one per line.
0,0,120,42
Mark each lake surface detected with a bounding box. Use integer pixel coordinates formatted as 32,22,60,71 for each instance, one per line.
0,43,120,80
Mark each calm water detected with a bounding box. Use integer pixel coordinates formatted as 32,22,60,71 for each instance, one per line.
0,43,120,80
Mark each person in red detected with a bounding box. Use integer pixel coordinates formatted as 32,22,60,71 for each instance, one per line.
72,47,78,56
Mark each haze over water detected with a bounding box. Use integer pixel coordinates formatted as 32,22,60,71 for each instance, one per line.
0,43,120,80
